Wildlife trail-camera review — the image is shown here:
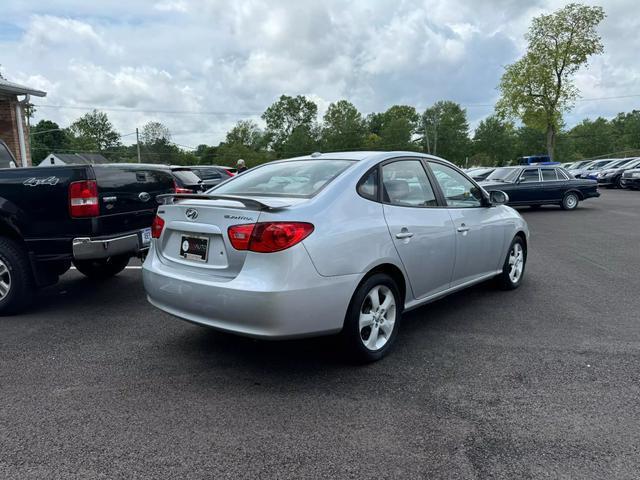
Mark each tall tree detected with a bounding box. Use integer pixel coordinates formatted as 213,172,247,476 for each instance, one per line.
262,95,318,155
374,105,419,151
30,120,70,163
225,120,264,149
496,3,606,159
68,109,120,151
141,121,171,145
421,100,470,163
610,110,640,153
321,100,366,151
472,115,517,166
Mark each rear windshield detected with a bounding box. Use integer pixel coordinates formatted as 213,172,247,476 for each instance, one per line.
173,169,202,184
210,159,354,198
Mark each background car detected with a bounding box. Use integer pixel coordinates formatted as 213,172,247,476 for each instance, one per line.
189,165,235,188
143,151,528,362
584,158,638,181
480,165,600,210
621,167,640,190
118,164,205,193
467,167,496,181
569,159,616,178
596,158,640,188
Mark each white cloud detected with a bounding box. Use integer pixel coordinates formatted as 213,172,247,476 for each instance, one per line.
0,0,637,148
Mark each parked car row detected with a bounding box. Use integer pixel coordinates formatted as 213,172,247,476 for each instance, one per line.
1,151,530,362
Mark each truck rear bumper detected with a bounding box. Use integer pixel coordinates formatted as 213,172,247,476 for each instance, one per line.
72,233,142,260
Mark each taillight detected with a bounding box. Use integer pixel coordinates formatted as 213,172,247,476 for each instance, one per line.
151,215,165,239
173,180,192,194
228,222,314,253
69,180,99,218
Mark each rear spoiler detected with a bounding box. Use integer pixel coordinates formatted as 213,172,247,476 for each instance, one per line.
156,193,290,211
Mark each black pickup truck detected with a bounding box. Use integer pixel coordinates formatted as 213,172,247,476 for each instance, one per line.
0,163,174,314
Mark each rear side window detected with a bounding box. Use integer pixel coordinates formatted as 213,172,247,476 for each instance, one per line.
357,169,378,201
381,160,437,207
541,169,557,181
211,160,353,198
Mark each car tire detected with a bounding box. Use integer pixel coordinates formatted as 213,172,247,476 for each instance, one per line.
73,255,130,279
342,273,403,363
497,236,526,290
561,192,579,210
0,237,34,315
615,176,623,189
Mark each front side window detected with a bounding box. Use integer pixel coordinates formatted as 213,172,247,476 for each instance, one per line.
520,169,540,183
381,160,437,207
211,159,354,198
429,162,483,208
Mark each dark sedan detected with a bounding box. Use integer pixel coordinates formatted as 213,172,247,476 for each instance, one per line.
621,167,640,190
479,166,600,210
189,165,235,188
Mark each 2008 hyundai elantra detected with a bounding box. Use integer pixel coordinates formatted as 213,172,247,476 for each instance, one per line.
143,151,528,361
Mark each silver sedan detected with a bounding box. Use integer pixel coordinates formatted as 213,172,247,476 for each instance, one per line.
143,151,529,361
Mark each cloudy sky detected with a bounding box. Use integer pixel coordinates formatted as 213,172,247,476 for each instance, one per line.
1,0,638,148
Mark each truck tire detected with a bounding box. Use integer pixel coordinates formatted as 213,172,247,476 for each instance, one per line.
73,255,130,279
0,237,34,315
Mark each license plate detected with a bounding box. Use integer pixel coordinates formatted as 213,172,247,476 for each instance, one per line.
140,227,152,246
179,235,209,262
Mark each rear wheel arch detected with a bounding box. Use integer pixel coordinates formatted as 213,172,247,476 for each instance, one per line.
359,263,407,307
566,189,584,200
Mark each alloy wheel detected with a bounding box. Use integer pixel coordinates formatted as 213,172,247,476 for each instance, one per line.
508,243,524,283
0,259,11,300
359,285,396,351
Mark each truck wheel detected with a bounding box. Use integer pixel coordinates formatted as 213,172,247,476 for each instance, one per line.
0,237,34,315
73,255,130,279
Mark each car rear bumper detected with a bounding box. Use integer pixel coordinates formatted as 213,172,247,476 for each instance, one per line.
142,243,359,339
72,230,148,260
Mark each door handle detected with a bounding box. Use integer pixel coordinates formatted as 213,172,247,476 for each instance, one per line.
395,230,414,239
457,224,470,233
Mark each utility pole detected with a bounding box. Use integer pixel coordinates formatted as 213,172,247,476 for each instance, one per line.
136,127,141,163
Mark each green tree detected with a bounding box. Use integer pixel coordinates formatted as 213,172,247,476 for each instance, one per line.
496,3,606,159
262,95,318,155
140,121,171,144
472,115,517,166
68,109,121,151
514,126,547,161
321,100,366,151
30,120,70,163
373,105,420,151
610,110,640,153
567,117,612,158
225,120,264,149
421,100,470,163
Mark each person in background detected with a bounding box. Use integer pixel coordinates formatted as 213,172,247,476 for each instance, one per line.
236,159,248,173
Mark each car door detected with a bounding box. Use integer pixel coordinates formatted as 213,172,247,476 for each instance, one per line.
381,159,457,300
427,161,507,287
512,168,543,204
540,168,565,202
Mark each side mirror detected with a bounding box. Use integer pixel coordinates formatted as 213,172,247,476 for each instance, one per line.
489,190,509,206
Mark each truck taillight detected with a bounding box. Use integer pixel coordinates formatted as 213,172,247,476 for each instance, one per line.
69,180,99,218
151,215,165,239
228,222,314,253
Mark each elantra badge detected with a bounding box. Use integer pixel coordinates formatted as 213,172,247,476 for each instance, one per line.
185,208,199,220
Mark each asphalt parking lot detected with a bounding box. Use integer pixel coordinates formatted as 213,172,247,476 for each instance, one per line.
1,190,639,479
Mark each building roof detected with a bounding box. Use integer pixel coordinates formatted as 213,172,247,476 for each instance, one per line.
0,78,47,97
50,153,109,165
